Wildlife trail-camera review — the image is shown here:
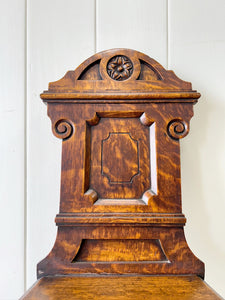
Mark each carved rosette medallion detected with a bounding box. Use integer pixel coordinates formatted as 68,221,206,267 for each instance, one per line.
107,55,133,81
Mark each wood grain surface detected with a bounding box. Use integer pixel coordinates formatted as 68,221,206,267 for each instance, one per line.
35,49,204,279
22,275,223,300
41,49,200,100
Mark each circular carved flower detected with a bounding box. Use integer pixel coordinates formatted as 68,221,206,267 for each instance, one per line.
107,55,133,81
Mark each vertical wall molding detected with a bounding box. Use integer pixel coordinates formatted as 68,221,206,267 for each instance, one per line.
24,0,28,292
94,0,97,53
167,0,171,69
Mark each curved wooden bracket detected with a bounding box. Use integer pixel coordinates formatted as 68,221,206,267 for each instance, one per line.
52,119,74,140
167,118,189,140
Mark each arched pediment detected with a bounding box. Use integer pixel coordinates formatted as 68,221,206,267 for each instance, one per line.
41,49,200,100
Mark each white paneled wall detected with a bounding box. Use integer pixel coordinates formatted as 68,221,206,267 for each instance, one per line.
96,0,167,66
1,0,225,299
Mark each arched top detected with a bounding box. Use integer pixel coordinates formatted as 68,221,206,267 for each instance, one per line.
41,48,200,102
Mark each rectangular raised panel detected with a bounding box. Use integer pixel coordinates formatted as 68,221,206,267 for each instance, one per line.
73,239,168,262
102,132,139,183
89,117,151,201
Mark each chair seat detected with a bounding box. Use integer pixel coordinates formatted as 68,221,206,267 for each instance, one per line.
21,275,222,300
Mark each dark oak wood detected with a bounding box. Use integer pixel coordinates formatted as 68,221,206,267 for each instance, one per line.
22,275,222,300
20,49,223,299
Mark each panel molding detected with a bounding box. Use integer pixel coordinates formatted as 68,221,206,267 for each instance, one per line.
72,239,168,263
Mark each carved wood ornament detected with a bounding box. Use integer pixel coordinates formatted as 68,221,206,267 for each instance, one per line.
33,48,206,280
20,47,225,299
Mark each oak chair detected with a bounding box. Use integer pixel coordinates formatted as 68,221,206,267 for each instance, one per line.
21,49,223,299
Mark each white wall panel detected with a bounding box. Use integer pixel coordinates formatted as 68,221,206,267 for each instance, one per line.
97,0,168,67
169,0,225,298
0,0,25,299
27,0,96,288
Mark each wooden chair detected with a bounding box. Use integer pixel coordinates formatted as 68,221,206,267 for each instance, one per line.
21,49,223,299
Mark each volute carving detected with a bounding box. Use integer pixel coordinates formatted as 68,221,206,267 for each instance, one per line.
52,119,74,140
167,119,189,140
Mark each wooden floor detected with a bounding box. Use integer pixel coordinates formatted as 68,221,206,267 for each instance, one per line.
21,275,223,300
